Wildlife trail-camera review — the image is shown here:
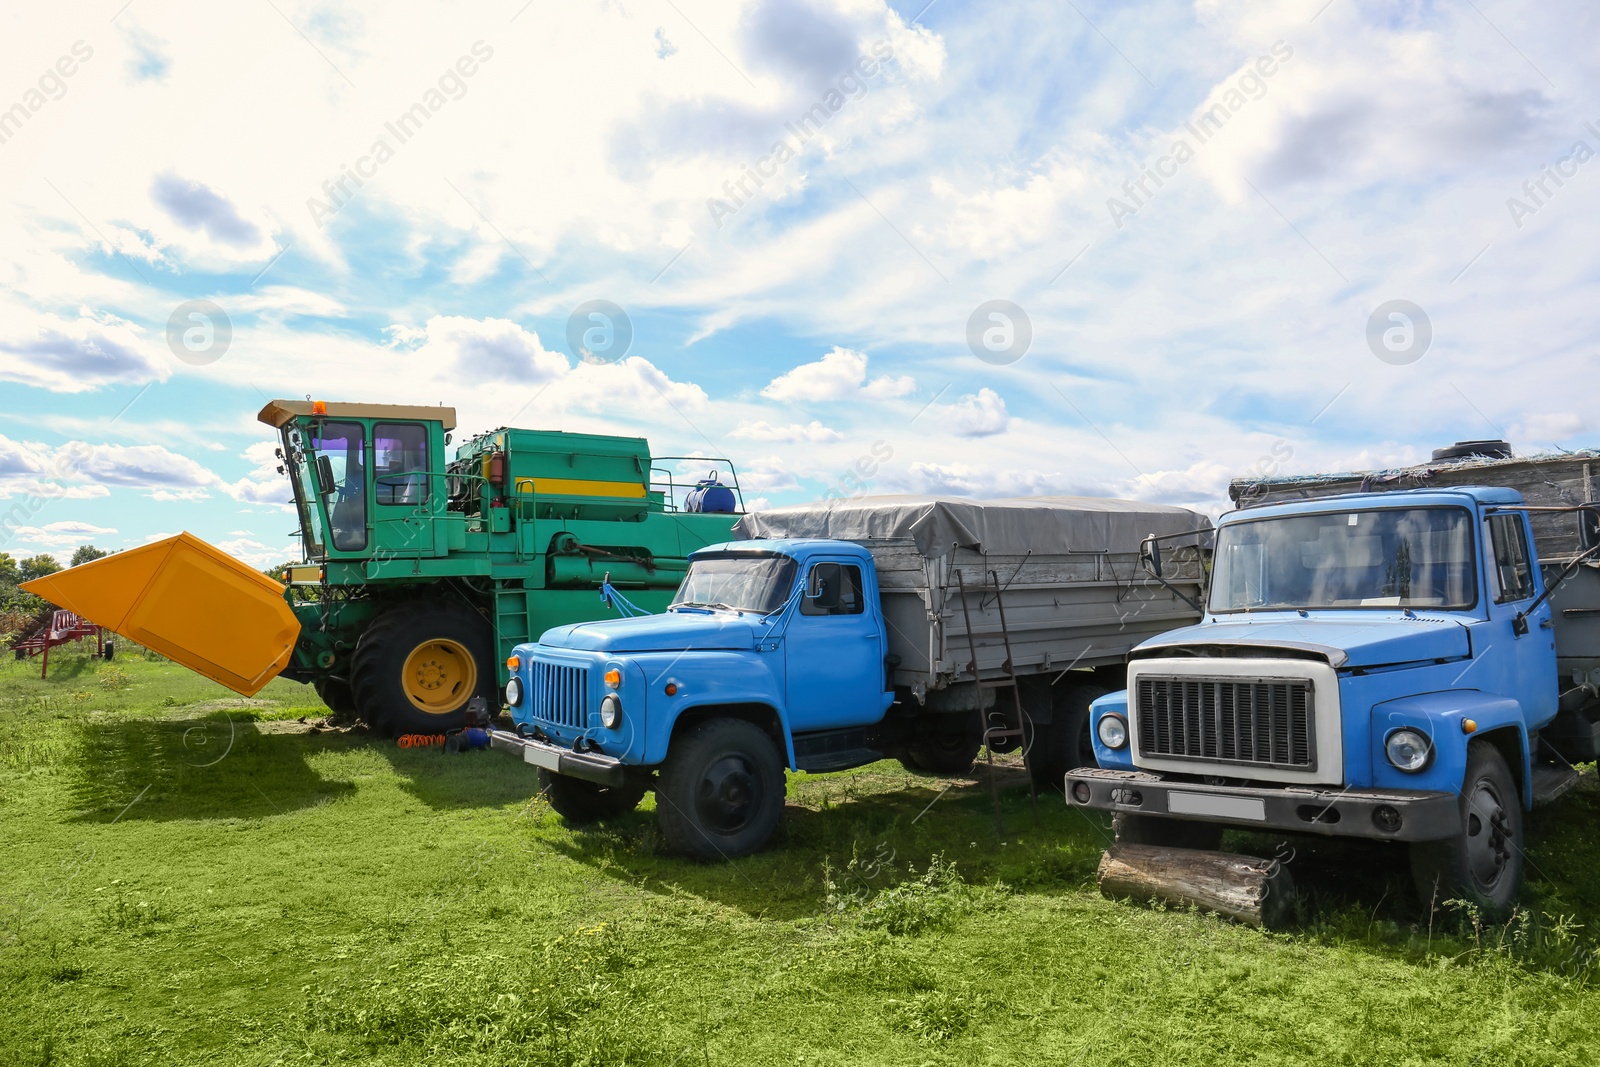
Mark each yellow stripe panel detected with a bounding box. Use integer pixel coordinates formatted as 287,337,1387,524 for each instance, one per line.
515,477,647,499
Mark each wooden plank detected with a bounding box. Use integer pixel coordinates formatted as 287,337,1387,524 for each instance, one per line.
1097,844,1295,929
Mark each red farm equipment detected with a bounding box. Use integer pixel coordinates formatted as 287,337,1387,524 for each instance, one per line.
10,609,112,678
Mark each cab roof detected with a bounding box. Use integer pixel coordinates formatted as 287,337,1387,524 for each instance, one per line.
1223,485,1523,525
692,538,874,561
257,399,457,431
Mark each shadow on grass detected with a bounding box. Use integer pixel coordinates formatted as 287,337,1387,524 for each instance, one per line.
65,712,355,822
373,743,562,811
541,765,1114,921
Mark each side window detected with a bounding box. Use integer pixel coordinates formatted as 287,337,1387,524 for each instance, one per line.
1488,513,1535,603
312,421,366,552
373,423,430,507
800,562,865,616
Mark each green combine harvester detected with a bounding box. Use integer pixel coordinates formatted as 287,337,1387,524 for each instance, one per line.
24,399,745,735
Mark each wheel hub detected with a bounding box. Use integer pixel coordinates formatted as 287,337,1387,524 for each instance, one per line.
1464,778,1511,888
400,638,477,714
695,754,759,833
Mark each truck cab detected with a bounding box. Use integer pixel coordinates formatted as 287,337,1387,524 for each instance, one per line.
1068,486,1584,915
498,539,896,857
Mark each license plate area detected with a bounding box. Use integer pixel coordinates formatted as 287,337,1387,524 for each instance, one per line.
1167,790,1266,821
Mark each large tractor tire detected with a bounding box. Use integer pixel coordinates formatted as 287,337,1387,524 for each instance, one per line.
538,768,647,824
1409,742,1523,919
350,600,498,736
313,677,358,715
1025,681,1110,794
656,718,786,860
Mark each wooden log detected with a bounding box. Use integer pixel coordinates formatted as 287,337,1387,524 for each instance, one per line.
1097,844,1295,929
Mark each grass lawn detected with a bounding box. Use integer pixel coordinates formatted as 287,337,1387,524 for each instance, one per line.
3,647,1599,1066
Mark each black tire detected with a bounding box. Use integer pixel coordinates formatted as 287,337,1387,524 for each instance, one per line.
901,713,982,775
102,642,115,662
350,600,498,737
1113,812,1225,851
1025,682,1109,794
656,718,786,860
539,768,647,823
1409,742,1524,919
313,677,358,715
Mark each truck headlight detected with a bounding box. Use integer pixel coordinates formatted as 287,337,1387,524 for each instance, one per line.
1385,728,1433,772
600,694,623,729
505,677,522,706
1097,713,1128,750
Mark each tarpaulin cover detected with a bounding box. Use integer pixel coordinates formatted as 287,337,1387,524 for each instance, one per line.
732,495,1212,560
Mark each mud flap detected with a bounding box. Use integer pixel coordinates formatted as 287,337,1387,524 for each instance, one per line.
20,533,301,696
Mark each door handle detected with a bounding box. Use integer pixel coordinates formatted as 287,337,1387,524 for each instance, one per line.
1540,617,1555,630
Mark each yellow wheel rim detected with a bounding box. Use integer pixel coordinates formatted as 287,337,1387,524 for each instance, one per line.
400,638,478,714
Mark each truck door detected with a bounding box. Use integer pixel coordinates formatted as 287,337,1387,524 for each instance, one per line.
1486,511,1558,728
784,559,890,731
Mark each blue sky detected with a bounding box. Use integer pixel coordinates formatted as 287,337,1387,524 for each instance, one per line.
2,0,1598,567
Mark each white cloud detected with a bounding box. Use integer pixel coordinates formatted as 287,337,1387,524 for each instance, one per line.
8,520,118,547
931,388,1009,437
760,346,914,402
395,315,569,382
214,537,300,569
729,419,843,443
225,439,293,507
0,309,167,393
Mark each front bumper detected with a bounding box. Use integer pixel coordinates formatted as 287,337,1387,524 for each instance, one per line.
1065,767,1461,842
487,729,627,788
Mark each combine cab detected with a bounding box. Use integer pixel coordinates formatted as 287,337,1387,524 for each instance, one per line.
24,399,745,734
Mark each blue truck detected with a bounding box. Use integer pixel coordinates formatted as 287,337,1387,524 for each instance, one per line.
488,496,1209,858
1066,445,1600,915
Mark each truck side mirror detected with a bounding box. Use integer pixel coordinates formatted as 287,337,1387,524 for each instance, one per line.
805,564,840,607
316,454,337,496
1580,506,1600,552
1140,536,1164,579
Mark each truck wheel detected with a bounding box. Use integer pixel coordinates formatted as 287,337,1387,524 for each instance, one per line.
350,600,497,736
656,718,785,860
899,713,982,775
538,769,647,823
1409,742,1523,919
1113,813,1224,851
313,677,358,715
1025,682,1109,794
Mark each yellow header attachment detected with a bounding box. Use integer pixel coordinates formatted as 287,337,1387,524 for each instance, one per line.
20,533,301,697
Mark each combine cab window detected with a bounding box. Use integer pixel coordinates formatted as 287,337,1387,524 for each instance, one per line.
374,423,430,508
313,421,367,552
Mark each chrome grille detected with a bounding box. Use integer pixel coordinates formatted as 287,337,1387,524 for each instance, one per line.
1135,677,1314,769
530,661,589,729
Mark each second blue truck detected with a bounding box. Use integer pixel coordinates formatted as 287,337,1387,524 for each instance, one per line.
490,496,1209,858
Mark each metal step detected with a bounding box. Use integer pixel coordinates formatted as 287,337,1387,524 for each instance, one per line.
1532,764,1582,807
794,748,882,773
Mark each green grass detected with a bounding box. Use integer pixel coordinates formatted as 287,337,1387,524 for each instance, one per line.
3,647,1600,1065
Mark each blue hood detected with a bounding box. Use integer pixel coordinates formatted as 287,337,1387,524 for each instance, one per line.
1135,613,1471,669
540,610,764,652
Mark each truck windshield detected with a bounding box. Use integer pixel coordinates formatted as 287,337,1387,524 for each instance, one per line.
671,554,798,615
1209,506,1477,612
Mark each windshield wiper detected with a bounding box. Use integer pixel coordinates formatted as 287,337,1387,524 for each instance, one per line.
678,601,744,614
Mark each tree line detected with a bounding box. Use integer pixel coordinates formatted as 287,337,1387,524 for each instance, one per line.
1,545,108,640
